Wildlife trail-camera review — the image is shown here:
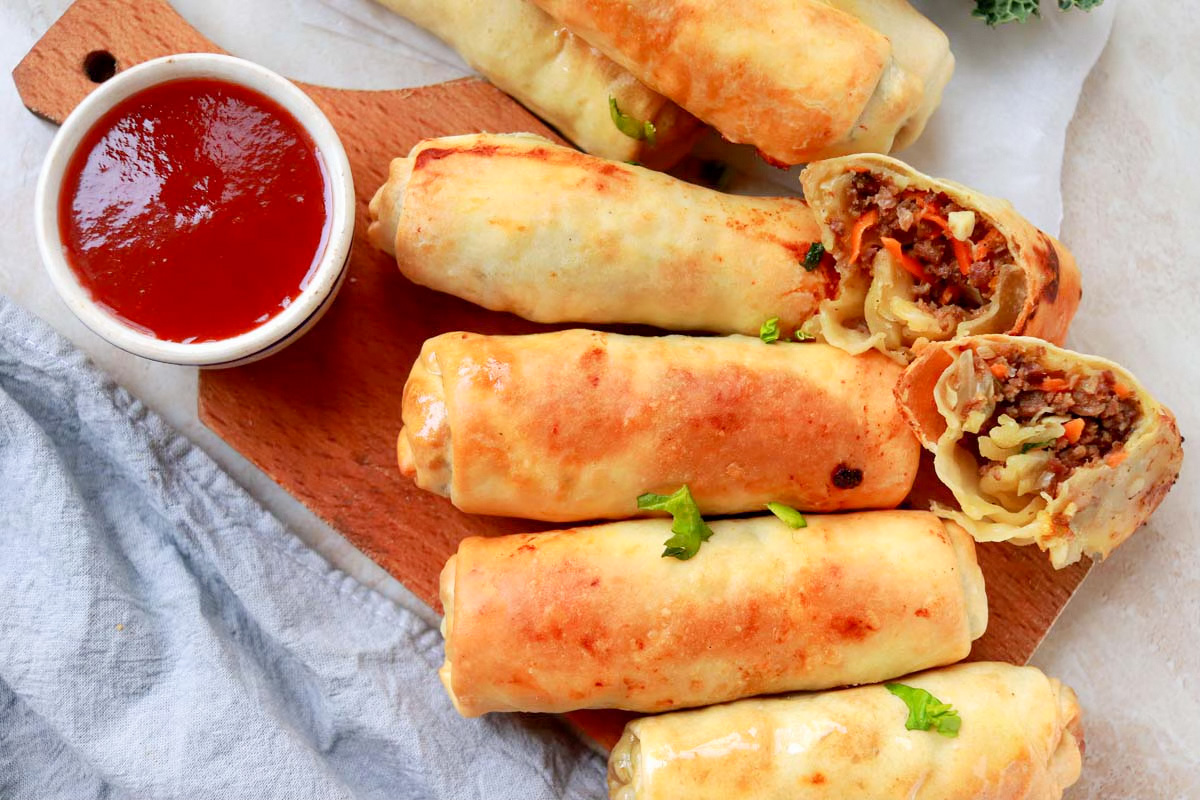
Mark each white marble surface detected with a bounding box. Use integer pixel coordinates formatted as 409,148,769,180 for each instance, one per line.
1,0,1197,794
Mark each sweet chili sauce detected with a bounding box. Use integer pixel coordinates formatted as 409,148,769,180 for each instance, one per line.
58,78,331,343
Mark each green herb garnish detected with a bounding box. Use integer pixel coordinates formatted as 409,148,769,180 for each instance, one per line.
803,242,825,272
767,502,807,528
1020,440,1055,454
637,485,714,560
885,683,962,737
609,97,657,147
973,0,1103,26
762,317,815,343
760,317,782,344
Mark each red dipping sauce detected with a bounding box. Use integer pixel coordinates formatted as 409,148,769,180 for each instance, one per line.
59,77,331,342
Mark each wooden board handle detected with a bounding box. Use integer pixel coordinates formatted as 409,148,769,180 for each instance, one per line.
13,0,224,124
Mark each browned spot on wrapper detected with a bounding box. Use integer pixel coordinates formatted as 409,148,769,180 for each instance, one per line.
1039,233,1061,303
832,464,864,489
831,615,879,641
414,143,500,169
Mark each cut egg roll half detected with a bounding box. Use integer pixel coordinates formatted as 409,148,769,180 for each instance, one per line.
801,154,1082,360
897,335,1183,568
368,133,833,335
608,662,1083,800
440,511,986,716
399,330,919,522
371,0,701,167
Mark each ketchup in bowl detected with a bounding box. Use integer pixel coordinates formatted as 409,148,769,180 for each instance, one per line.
58,77,331,343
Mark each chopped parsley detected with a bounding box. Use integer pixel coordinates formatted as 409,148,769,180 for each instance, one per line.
885,683,962,737
802,242,825,271
762,316,815,343
973,0,1104,26
637,485,713,560
760,317,782,344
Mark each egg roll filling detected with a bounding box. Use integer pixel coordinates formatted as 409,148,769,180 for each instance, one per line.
949,343,1141,505
832,171,1012,328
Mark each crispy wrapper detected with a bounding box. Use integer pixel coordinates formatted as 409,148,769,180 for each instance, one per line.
527,0,952,164
399,330,919,521
371,0,701,167
440,512,986,716
801,154,1081,361
896,335,1183,568
607,662,1083,800
368,133,832,335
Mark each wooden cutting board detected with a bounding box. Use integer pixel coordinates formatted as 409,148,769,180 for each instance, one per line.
15,0,1090,752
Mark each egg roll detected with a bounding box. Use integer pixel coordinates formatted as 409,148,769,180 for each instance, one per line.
399,330,919,521
608,662,1083,800
526,0,952,164
800,154,1082,360
896,335,1183,568
440,511,987,716
371,0,700,167
368,133,832,335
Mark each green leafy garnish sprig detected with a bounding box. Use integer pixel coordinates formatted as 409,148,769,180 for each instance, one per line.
973,0,1104,26
609,97,657,147
637,485,713,560
803,242,825,272
767,502,807,529
885,683,962,737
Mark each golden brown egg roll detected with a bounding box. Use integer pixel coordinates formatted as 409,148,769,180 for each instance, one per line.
608,662,1083,800
368,133,833,335
440,511,987,716
896,335,1183,568
370,0,700,167
800,155,1082,360
399,330,919,521
526,0,952,164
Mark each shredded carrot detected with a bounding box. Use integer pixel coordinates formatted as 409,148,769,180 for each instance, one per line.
1113,381,1132,399
1038,377,1070,392
849,166,874,173
1062,418,1085,444
952,239,973,276
990,362,1009,379
880,236,928,283
847,209,879,264
916,207,973,275
920,209,951,231
1105,450,1129,468
972,228,1005,261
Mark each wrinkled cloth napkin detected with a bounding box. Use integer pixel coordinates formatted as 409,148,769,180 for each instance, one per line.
0,295,605,799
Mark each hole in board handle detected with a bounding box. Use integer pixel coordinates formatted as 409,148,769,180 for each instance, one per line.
83,51,117,83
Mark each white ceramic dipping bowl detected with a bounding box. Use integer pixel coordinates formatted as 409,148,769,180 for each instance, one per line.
35,53,354,368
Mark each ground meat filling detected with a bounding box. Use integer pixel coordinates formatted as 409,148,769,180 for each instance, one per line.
980,353,1141,486
841,172,1014,323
